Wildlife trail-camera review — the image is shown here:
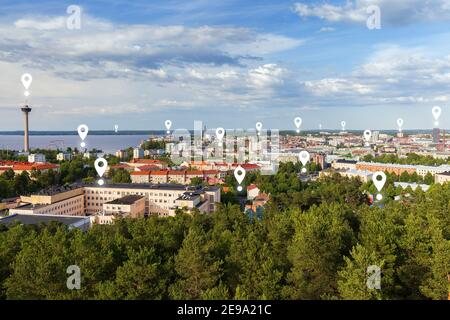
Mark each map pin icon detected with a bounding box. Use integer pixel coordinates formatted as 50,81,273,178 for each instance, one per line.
216,127,225,141
77,124,89,148
372,171,386,201
397,118,404,131
234,165,246,191
341,121,346,131
432,106,442,126
21,73,33,97
294,117,302,133
165,120,172,134
299,150,310,173
94,158,108,185
364,129,372,144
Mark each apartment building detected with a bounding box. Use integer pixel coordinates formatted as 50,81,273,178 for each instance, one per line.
10,185,85,216
357,161,450,177
435,171,450,184
11,183,220,219
0,161,59,175
83,183,220,217
130,170,221,184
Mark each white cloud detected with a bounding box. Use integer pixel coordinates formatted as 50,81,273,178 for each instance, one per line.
294,1,450,25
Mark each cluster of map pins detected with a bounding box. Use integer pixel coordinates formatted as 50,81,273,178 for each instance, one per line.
94,158,108,186
234,165,246,191
294,117,302,133
432,106,441,126
372,171,386,201
77,124,88,148
299,150,310,173
165,120,172,134
363,129,372,146
21,73,33,97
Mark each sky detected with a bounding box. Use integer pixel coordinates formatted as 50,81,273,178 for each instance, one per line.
0,0,450,131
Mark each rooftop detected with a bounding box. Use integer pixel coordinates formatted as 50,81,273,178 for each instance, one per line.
106,195,144,205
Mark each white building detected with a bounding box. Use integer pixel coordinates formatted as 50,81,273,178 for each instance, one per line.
11,183,221,218
28,153,46,163
56,152,73,161
133,148,144,159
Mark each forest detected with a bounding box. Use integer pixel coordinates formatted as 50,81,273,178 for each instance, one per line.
0,164,448,300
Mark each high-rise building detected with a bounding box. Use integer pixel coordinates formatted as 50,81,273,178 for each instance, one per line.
432,128,441,144
21,104,32,152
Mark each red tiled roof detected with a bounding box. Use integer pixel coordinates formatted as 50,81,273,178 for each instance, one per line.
186,170,203,175
130,171,151,176
168,170,186,175
203,170,219,175
247,184,259,191
132,159,163,164
12,163,59,171
150,171,169,176
136,164,160,171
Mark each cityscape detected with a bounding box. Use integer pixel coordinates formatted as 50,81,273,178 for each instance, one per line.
0,0,449,309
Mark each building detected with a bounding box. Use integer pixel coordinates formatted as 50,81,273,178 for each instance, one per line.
312,152,326,169
93,195,146,225
435,171,450,184
247,184,260,200
0,161,59,176
356,161,450,177
10,185,85,216
0,213,90,231
28,153,46,163
133,148,144,159
115,150,126,159
130,169,221,185
10,183,220,219
432,128,440,144
331,159,357,171
56,152,73,161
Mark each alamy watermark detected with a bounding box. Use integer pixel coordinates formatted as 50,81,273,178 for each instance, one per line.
168,121,280,175
66,265,81,290
366,265,381,290
66,5,82,30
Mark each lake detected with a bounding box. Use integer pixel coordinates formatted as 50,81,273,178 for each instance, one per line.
0,135,153,154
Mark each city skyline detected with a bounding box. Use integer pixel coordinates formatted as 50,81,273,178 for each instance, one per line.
0,0,450,130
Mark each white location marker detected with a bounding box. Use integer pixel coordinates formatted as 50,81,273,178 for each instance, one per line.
397,118,403,132
77,124,88,148
21,73,33,97
234,165,246,191
216,127,225,141
94,157,108,185
114,125,119,133
294,117,302,133
372,171,386,201
299,150,310,173
319,124,322,130
363,129,372,145
341,121,346,131
165,120,172,134
432,106,442,126
256,122,263,135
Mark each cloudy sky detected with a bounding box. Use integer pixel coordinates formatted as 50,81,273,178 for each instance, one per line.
0,0,449,131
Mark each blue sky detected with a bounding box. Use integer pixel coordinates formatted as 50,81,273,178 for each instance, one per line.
0,0,449,130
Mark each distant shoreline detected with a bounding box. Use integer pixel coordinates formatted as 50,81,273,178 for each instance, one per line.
0,129,441,135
